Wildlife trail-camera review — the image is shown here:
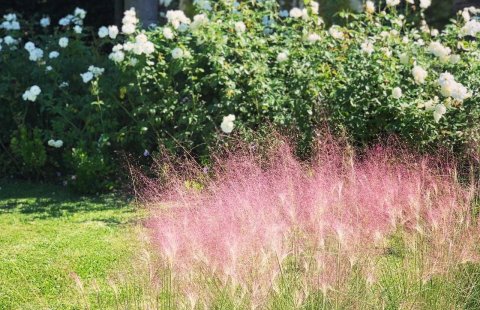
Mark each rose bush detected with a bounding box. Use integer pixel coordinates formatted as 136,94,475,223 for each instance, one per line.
0,8,122,192
1,1,479,192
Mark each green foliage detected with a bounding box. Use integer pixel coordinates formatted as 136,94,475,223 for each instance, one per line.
0,8,130,190
67,147,114,194
10,127,47,175
120,0,480,153
322,8,480,151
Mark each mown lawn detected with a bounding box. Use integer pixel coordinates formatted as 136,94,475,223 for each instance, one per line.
0,181,144,309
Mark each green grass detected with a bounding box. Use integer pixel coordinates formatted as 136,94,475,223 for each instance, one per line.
0,181,143,309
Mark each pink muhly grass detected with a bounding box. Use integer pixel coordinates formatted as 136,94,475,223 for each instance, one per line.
138,139,479,307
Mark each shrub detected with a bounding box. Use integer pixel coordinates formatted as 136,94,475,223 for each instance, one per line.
0,8,126,189
66,147,115,194
112,1,480,154
10,126,47,176
141,139,480,308
1,1,480,191
325,7,480,150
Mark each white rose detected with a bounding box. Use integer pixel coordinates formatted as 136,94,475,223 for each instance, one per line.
386,0,400,7
122,23,136,35
74,8,87,19
163,27,174,39
30,86,41,96
49,51,60,59
307,33,320,43
220,114,235,134
420,0,431,9
329,26,344,40
59,37,69,48
365,1,375,14
109,50,125,63
277,51,288,62
40,17,50,27
289,8,303,18
24,42,35,52
54,140,64,148
171,47,184,59
234,21,246,33
80,72,94,83
412,65,428,84
392,87,403,99
361,40,374,55
108,25,119,39
98,26,109,38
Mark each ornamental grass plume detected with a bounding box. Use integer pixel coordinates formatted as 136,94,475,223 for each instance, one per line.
137,137,480,309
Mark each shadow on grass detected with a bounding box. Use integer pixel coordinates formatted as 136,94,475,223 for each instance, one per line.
0,180,135,220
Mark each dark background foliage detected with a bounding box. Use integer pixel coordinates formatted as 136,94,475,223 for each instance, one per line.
1,0,473,29
0,0,116,28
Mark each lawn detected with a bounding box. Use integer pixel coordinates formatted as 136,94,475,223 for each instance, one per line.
2,174,480,309
0,181,145,309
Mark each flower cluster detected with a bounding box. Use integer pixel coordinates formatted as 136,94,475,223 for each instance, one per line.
428,41,451,62
128,33,154,55
49,51,59,59
40,16,50,28
59,37,69,48
234,21,246,33
419,0,432,9
22,86,41,102
392,87,403,99
59,7,86,27
438,72,470,101
74,8,87,20
190,14,209,31
277,51,288,62
289,8,305,19
289,1,319,20
386,0,400,7
329,25,344,40
24,42,43,62
361,40,374,55
47,139,63,148
365,1,375,14
98,25,119,39
459,6,480,22
171,47,184,59
460,19,480,37
80,65,105,83
109,44,125,63
1,13,20,31
162,27,174,39
2,35,18,48
166,10,191,30
307,32,321,43
122,8,138,35
433,103,447,122
220,114,235,134
412,65,428,84
108,29,154,64
2,1,480,194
